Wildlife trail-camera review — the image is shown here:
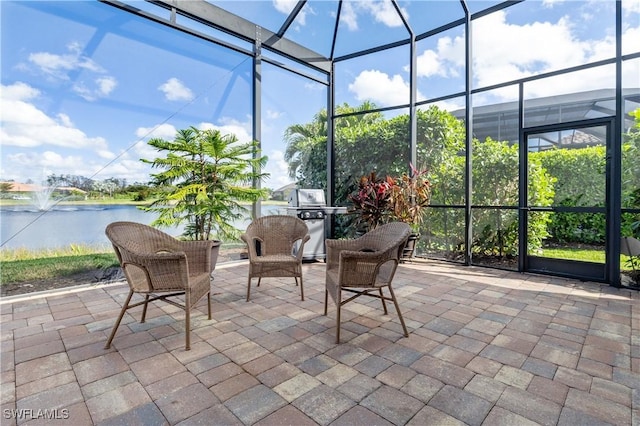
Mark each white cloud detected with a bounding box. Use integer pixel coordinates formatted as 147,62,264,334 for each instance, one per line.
0,82,110,151
472,13,591,87
340,0,407,31
29,48,104,80
413,50,446,78
624,0,640,14
57,113,74,128
96,76,117,96
347,4,639,106
158,78,194,102
273,0,307,26
266,109,283,120
263,149,293,189
542,0,565,8
359,1,406,28
72,75,118,101
3,150,150,184
472,10,639,99
0,82,122,182
134,140,160,165
27,42,116,102
135,117,252,147
93,157,151,183
1,81,40,101
201,117,253,143
348,69,425,107
340,2,358,31
135,123,177,140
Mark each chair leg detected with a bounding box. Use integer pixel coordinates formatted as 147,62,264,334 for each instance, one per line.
246,277,252,302
141,294,150,323
207,292,212,320
335,290,342,344
379,288,388,314
335,305,341,344
104,289,134,349
299,276,304,301
388,285,409,338
324,289,328,315
185,292,191,351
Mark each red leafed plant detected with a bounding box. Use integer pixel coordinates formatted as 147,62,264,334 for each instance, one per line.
349,165,432,232
348,171,393,231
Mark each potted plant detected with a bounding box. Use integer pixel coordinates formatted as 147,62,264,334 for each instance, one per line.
387,164,432,259
141,126,269,270
347,171,393,233
348,165,432,259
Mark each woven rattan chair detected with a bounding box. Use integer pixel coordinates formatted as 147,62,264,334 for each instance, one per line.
241,215,310,301
104,221,220,351
324,222,411,343
621,236,640,271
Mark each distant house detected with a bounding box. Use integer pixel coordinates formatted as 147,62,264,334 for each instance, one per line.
271,183,297,201
0,182,39,193
0,182,87,196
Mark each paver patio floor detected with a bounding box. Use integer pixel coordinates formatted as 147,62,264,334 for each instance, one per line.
1,259,638,425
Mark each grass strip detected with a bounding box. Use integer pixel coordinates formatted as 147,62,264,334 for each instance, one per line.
1,253,119,285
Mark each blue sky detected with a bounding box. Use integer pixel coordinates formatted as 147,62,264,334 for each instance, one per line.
1,0,639,191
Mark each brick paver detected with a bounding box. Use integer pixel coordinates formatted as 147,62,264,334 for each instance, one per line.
1,260,638,425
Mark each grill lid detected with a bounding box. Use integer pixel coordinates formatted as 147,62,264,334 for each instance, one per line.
288,189,326,207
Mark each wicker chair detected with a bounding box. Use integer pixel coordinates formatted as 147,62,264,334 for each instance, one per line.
324,222,411,343
104,221,220,351
621,236,640,271
240,215,310,301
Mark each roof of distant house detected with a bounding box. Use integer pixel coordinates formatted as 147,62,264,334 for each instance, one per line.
0,182,87,193
273,182,297,193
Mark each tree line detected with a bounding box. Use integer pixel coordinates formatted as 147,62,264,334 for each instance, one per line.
0,174,155,201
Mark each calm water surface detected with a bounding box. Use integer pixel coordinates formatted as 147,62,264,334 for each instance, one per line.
0,204,283,250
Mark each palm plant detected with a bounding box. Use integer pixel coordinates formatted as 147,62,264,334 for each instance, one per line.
283,101,384,189
141,126,269,241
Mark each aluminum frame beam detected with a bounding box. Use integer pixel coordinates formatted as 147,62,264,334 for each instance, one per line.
153,0,331,73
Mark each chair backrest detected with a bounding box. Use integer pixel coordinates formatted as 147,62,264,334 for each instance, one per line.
621,236,640,257
106,221,193,292
359,222,412,257
244,215,309,256
105,221,181,262
333,222,411,287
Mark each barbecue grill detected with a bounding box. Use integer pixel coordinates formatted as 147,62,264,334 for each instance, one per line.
287,189,347,260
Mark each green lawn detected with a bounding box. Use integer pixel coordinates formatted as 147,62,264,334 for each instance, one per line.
539,246,633,270
1,253,119,284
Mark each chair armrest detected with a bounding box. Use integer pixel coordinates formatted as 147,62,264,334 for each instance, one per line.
326,238,370,268
293,234,312,260
241,233,263,258
122,251,190,292
178,240,218,273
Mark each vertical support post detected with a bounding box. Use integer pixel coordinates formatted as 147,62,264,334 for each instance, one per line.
252,26,262,220
409,33,417,171
327,64,335,208
327,63,336,238
462,1,473,265
518,83,527,272
608,0,623,286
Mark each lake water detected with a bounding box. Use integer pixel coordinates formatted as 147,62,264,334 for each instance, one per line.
0,204,284,250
